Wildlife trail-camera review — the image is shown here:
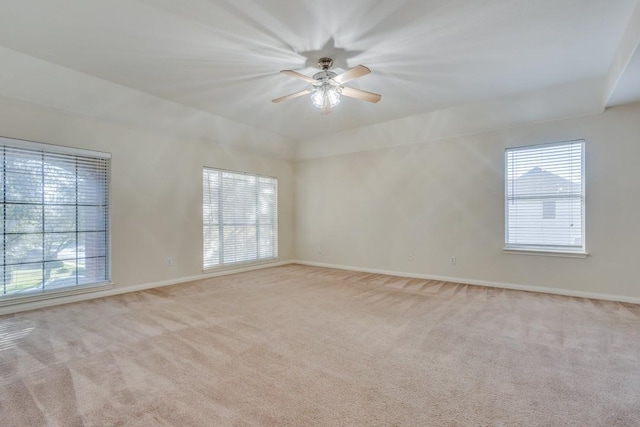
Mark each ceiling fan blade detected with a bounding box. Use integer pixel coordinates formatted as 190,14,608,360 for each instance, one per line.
272,89,312,103
280,70,317,83
332,65,371,85
341,86,382,103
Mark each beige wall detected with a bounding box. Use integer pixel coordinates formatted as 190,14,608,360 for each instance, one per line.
1,91,639,305
0,96,295,292
295,102,640,299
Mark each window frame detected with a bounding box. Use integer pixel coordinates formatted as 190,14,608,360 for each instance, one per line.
202,167,278,271
504,139,587,257
0,136,112,307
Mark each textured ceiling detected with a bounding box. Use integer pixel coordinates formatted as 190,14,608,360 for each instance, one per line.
0,0,637,140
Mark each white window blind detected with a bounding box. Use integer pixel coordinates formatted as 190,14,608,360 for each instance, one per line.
505,140,585,253
203,168,277,269
0,137,110,298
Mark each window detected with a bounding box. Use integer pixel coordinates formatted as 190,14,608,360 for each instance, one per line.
0,137,110,300
505,140,585,254
203,168,277,269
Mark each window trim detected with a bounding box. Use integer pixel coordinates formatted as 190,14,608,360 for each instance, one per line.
503,248,588,258
504,139,586,257
0,136,112,305
202,167,278,272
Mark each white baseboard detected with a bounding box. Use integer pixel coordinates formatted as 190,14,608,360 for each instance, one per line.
4,259,638,316
291,260,640,305
0,260,293,316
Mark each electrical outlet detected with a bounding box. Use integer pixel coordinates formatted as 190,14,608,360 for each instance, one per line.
166,257,173,266
408,255,414,261
450,256,456,265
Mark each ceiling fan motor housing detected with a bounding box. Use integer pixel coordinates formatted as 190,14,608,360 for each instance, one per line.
312,70,338,84
314,58,338,84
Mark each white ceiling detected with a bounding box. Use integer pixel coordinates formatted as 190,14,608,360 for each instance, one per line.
0,0,638,142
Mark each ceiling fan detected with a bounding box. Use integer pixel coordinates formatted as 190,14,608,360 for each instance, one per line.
272,57,381,112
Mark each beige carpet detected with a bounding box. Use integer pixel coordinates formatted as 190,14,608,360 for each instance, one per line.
1,264,639,426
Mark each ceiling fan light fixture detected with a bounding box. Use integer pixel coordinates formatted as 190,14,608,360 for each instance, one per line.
311,83,342,109
273,57,381,109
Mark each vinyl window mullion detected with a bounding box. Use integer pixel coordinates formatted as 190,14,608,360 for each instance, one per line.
41,152,45,290
217,170,224,266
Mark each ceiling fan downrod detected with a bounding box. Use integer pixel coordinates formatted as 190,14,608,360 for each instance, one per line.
317,57,334,71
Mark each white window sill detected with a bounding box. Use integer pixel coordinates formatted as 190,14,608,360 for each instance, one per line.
0,282,114,308
202,258,280,274
503,248,588,258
